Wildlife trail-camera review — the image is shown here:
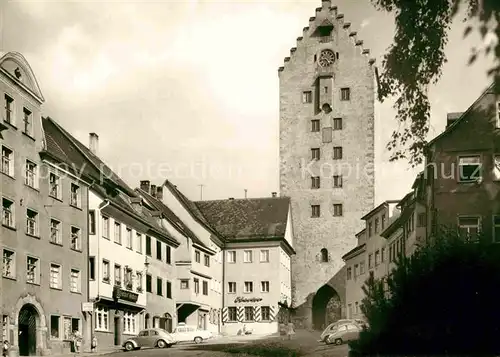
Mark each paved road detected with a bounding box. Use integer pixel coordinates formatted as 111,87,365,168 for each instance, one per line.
107,330,349,357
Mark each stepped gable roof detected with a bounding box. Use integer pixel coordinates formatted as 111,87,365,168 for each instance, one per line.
41,117,176,243
194,197,290,241
137,188,207,249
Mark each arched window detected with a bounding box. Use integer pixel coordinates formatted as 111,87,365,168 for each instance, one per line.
320,248,329,262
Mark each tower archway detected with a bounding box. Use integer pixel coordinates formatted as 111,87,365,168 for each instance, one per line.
312,284,341,330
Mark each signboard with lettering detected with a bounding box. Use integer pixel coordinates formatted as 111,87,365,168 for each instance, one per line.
113,286,139,303
81,302,94,312
234,296,263,303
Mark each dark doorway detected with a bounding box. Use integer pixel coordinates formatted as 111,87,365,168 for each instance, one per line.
312,284,341,330
145,314,150,329
114,317,120,346
159,314,173,332
18,304,38,356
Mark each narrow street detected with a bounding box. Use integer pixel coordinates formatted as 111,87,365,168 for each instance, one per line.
104,330,349,357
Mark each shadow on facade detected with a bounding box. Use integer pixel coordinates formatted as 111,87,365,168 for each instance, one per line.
291,265,346,330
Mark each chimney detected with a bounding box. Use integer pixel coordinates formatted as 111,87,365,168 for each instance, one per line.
156,186,163,201
272,192,277,198
150,184,157,198
140,180,150,193
89,133,99,155
446,112,463,128
130,197,142,214
151,211,162,225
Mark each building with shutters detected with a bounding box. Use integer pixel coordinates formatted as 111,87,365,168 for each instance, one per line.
0,52,91,356
194,196,295,335
278,0,376,329
41,118,179,350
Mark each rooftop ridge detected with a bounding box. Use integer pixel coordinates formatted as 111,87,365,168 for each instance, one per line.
278,0,375,74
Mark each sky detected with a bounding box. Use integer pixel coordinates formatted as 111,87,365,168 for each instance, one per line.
1,0,496,203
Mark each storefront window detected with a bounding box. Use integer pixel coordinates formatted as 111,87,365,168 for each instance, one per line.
123,312,137,334
95,306,109,331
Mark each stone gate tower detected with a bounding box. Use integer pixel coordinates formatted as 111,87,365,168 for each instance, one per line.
278,0,375,329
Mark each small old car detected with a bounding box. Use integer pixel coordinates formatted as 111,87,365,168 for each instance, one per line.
320,319,365,342
122,328,177,351
325,323,361,345
170,323,213,344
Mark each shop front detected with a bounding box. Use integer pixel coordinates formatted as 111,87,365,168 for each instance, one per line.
221,296,280,336
93,287,145,349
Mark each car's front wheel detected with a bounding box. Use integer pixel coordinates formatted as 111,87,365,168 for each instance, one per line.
157,339,168,348
124,342,135,351
194,336,203,344
334,338,343,345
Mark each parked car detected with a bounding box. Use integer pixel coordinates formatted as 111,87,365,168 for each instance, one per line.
325,323,361,345
122,328,177,351
170,323,213,344
320,319,363,342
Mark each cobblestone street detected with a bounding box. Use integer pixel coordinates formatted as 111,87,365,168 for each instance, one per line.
93,330,349,357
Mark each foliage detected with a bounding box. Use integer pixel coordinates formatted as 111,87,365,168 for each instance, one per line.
350,228,500,356
372,0,500,166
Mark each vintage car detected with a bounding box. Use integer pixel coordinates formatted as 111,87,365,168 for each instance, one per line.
122,328,177,351
325,323,361,345
170,323,213,344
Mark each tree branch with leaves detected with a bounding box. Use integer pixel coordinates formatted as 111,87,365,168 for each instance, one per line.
373,0,500,166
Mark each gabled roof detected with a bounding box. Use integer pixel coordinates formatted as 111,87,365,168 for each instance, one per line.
194,197,291,241
41,117,177,245
427,82,496,147
342,243,366,261
0,51,44,102
162,180,220,238
136,188,208,249
361,200,400,221
42,117,136,197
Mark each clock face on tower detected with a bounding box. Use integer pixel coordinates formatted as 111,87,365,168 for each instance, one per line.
318,49,335,67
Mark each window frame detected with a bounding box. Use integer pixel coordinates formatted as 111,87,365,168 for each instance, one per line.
333,204,343,217
70,226,82,251
70,268,81,293
244,281,253,293
259,249,269,263
340,88,350,101
311,119,320,132
1,145,14,177
24,159,38,189
311,204,320,218
333,146,343,160
26,255,40,285
457,155,482,183
26,208,39,237
2,248,16,279
2,196,15,228
243,250,253,263
302,91,312,103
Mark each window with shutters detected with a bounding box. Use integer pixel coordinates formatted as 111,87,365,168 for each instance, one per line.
322,127,332,143
244,307,254,321
261,306,270,321
228,307,237,322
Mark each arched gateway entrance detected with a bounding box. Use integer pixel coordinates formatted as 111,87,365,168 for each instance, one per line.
312,284,342,330
18,304,39,356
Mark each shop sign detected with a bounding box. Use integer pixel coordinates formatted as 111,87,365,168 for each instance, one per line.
113,286,139,303
234,296,263,303
81,302,94,312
